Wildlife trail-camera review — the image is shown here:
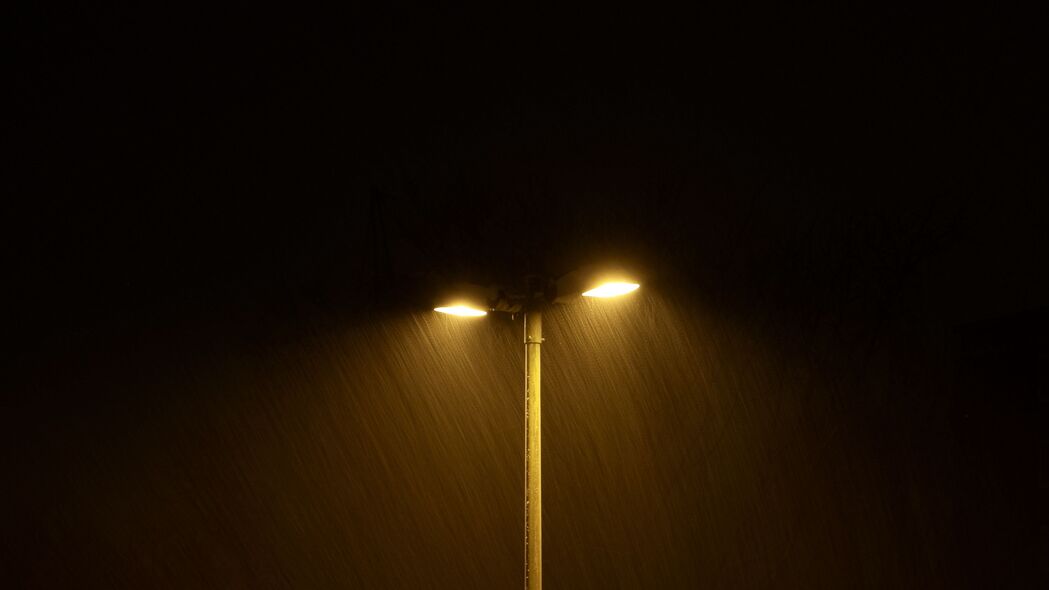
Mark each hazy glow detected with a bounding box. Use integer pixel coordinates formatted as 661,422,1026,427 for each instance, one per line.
582,282,640,298
434,305,488,317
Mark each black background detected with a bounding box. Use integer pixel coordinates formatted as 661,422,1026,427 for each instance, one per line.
6,6,1047,588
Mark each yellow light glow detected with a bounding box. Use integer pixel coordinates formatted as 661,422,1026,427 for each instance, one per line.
582,282,640,298
434,305,488,317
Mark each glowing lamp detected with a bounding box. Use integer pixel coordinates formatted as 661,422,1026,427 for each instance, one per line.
554,266,642,302
581,281,640,298
434,305,488,317
433,282,495,318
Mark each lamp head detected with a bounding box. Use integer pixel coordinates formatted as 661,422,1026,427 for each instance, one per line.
582,281,640,298
433,282,494,318
554,266,641,303
433,305,488,317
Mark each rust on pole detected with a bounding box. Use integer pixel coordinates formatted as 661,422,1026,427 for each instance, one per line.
524,310,542,590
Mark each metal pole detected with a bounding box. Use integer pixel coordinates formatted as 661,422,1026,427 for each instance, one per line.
524,310,542,590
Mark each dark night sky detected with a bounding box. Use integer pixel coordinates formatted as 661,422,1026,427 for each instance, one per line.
5,6,1047,589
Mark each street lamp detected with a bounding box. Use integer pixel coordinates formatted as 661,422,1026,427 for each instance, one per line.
434,269,641,590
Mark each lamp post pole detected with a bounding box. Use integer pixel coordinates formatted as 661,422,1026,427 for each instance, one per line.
524,310,542,590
